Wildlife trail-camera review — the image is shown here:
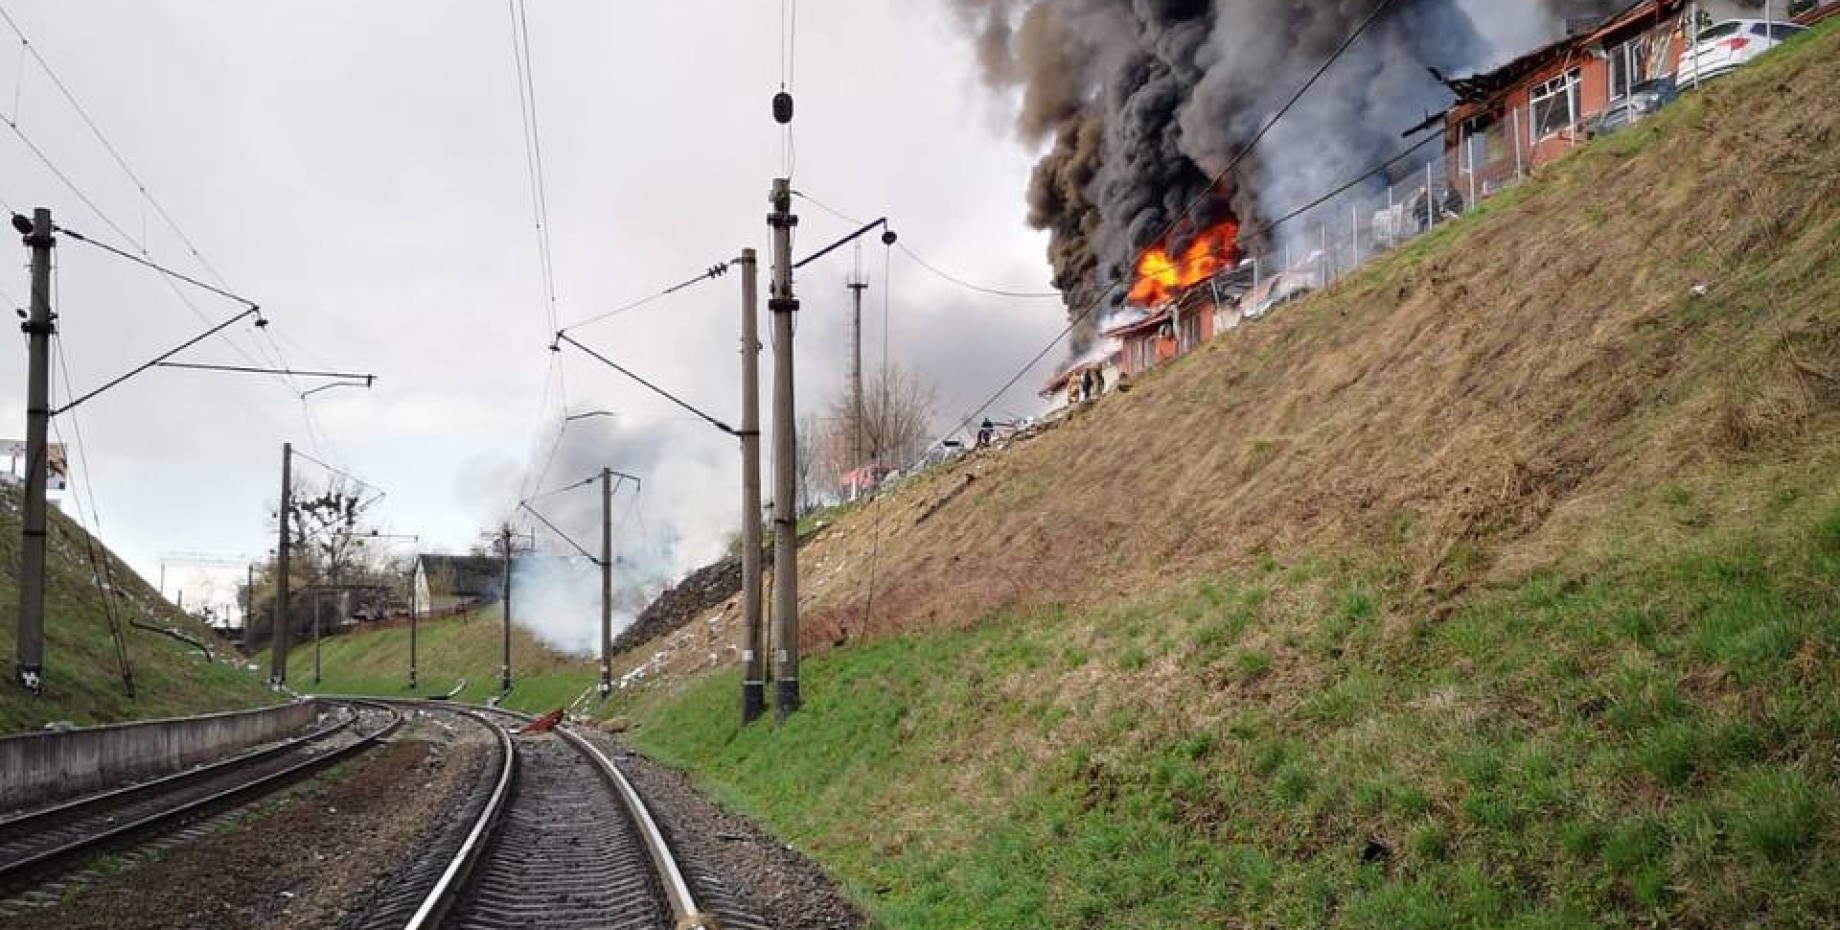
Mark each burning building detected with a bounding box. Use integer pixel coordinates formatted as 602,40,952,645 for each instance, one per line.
946,0,1634,351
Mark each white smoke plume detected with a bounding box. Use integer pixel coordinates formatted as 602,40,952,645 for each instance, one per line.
495,414,736,657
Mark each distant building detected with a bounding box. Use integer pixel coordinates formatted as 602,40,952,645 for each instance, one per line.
1437,0,1832,194
411,554,501,616
840,463,898,502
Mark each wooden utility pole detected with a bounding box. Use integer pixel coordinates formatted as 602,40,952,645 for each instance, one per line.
268,442,293,687
738,249,766,724
767,178,801,722
14,208,53,694
599,467,614,699
499,524,513,694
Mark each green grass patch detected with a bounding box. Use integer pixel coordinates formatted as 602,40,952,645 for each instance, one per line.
272,603,597,715
619,499,1840,928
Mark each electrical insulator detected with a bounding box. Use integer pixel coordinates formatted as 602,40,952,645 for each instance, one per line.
772,91,794,125
881,229,898,246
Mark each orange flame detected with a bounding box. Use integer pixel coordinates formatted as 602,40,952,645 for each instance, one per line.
1127,219,1240,306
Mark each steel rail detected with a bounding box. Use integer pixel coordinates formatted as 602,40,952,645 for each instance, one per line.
318,698,715,928
399,707,516,930
0,702,402,893
467,704,713,929
0,702,354,836
557,726,713,929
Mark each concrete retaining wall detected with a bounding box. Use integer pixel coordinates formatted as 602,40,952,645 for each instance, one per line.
0,700,322,812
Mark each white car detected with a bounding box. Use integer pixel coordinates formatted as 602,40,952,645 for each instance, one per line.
1676,19,1806,85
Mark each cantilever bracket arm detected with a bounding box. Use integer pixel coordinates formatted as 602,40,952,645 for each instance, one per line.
528,469,643,504
793,216,892,271
552,332,738,437
156,362,375,384
52,307,266,416
516,501,604,566
300,379,375,399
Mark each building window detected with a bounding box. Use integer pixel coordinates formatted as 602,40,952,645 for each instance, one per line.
1461,115,1508,171
1529,69,1581,139
1176,311,1202,351
1609,37,1657,101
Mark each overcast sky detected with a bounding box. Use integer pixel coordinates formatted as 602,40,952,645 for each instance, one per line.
0,1,1087,616
0,1,1557,628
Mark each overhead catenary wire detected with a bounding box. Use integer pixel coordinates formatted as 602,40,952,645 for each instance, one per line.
51,224,259,308
0,4,231,289
553,261,730,336
793,190,1060,299
52,350,134,695
524,473,598,504
518,470,640,566
502,0,571,506
857,235,897,637
48,264,134,695
777,0,798,176
897,244,1062,299
506,0,558,336
289,447,384,497
0,32,295,389
518,502,600,565
554,332,739,437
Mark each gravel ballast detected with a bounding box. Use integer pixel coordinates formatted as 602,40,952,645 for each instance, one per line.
579,729,867,930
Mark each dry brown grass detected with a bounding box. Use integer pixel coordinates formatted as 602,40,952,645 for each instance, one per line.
615,26,1840,685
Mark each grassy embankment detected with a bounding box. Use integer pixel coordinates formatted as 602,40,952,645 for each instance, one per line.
609,23,1840,929
0,485,273,733
276,602,597,713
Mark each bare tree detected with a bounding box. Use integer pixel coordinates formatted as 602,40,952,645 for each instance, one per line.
809,362,939,501
248,474,386,646
794,411,824,514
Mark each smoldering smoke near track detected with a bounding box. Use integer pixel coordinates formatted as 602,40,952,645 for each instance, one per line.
500,416,733,656
945,0,1628,348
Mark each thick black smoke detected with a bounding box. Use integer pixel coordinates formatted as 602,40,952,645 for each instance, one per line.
1538,0,1634,29
947,0,1607,347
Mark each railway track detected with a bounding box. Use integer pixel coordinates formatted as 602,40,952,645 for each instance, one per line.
346,703,761,930
0,700,402,900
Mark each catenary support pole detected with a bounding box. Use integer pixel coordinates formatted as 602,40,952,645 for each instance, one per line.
312,588,322,685
767,177,801,723
847,255,868,473
269,442,292,687
738,249,766,724
499,525,513,693
599,467,614,699
14,208,54,693
408,558,418,690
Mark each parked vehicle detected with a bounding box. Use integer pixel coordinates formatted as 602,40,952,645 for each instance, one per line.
1676,19,1806,85
1591,76,1678,135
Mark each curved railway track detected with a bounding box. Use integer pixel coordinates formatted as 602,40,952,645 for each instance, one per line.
0,700,402,898
345,703,756,930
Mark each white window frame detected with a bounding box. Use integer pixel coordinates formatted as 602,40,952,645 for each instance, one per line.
1609,41,1634,101
1608,37,1658,102
1528,68,1581,140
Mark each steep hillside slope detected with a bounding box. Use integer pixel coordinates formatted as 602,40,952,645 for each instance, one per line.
794,65,1836,646
0,485,273,732
280,604,596,713
615,24,1840,930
